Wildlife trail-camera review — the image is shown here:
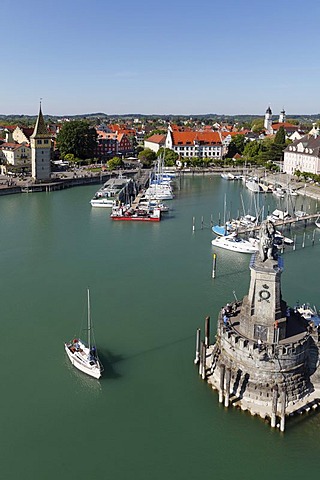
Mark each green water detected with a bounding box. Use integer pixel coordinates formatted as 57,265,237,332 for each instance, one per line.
0,176,319,480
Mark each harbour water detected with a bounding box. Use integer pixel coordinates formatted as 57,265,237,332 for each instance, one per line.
0,175,319,480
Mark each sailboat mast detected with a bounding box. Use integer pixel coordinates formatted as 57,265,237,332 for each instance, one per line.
87,288,91,350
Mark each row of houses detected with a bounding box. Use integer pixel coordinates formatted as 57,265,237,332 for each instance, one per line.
1,106,320,179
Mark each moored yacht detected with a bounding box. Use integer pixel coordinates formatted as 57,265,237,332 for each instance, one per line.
211,233,259,254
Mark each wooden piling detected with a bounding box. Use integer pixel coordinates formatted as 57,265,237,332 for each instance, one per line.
302,231,306,248
212,253,217,278
224,368,231,407
194,328,201,365
219,364,225,403
192,216,195,232
280,388,286,432
210,214,213,227
271,385,278,428
205,316,210,347
312,229,316,246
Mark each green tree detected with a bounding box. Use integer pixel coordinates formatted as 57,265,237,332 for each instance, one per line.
138,148,157,167
251,118,264,133
56,120,97,160
107,156,123,170
157,147,179,166
274,126,286,146
145,129,166,139
226,134,246,158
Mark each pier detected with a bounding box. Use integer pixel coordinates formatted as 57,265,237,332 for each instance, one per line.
236,212,320,234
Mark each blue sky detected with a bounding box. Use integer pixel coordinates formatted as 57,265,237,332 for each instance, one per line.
2,0,320,116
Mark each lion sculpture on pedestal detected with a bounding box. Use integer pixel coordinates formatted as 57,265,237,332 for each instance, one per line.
258,219,277,262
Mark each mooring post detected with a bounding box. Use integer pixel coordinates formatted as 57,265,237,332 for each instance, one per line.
212,253,217,278
205,316,210,347
218,212,221,226
302,231,306,248
219,364,225,403
224,368,231,407
210,214,213,227
201,342,207,380
312,229,316,246
194,328,201,365
192,216,195,232
271,385,278,428
293,234,296,251
280,388,286,432
201,216,204,230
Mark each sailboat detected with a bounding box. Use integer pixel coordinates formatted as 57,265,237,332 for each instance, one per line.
64,289,103,379
315,215,320,229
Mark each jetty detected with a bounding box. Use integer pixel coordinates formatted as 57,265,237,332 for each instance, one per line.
196,220,320,431
236,212,319,234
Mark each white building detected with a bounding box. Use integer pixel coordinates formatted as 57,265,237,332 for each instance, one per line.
144,134,166,153
0,142,31,171
165,127,223,159
283,133,320,175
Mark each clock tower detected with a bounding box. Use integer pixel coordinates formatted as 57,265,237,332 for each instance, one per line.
30,103,51,181
236,220,288,343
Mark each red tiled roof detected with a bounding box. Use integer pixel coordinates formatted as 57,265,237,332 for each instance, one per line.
96,130,117,140
1,125,16,132
171,131,222,145
145,134,166,144
272,122,298,131
220,131,245,139
1,142,27,150
108,124,135,135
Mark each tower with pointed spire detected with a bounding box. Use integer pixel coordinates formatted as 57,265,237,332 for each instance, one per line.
264,106,273,134
30,103,51,181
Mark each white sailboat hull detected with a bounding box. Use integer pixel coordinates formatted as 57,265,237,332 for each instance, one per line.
65,340,102,379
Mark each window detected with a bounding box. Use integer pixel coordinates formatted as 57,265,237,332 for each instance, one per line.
37,140,42,145
44,140,49,144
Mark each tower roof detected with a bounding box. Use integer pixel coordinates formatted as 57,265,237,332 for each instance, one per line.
266,106,272,114
30,104,49,138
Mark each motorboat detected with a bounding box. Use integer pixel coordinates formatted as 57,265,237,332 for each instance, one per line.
273,187,286,198
138,199,169,213
90,176,131,208
245,178,261,193
110,204,161,222
221,173,234,180
211,233,259,254
294,302,320,327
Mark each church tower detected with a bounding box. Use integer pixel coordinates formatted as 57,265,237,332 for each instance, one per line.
30,103,51,181
279,108,286,123
264,106,273,134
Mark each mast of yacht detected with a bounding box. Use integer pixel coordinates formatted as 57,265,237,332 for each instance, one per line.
87,288,91,351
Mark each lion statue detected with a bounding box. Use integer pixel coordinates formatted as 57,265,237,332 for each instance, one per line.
258,220,277,262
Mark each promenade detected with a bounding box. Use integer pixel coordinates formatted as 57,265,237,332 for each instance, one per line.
1,167,320,202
